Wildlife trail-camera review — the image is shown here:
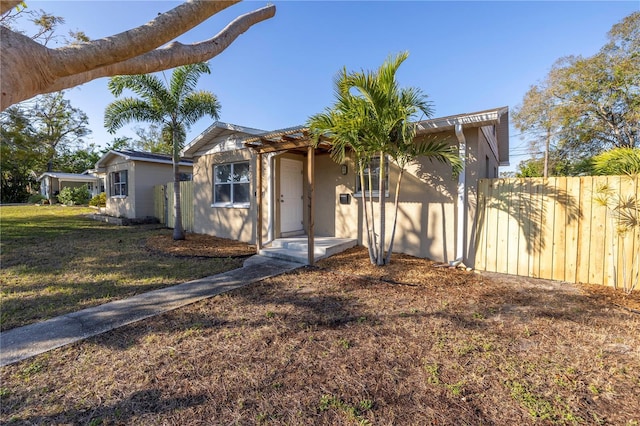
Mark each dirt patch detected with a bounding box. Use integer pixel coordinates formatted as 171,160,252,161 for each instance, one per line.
146,233,256,258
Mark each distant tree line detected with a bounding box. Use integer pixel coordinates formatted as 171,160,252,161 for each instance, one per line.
513,12,639,177
0,92,171,203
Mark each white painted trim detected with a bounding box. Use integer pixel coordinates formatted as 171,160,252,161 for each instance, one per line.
210,203,250,209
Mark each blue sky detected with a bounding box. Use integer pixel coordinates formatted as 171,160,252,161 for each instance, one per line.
18,1,640,171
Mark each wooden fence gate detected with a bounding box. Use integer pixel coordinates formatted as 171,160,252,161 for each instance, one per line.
474,176,639,289
153,181,194,232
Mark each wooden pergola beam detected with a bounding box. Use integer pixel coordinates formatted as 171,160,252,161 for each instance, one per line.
256,152,263,254
246,138,314,154
307,145,315,266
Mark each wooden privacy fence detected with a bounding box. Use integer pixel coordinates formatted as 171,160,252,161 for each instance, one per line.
474,176,639,289
153,181,194,232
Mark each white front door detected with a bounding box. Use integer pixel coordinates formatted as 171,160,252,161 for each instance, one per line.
280,158,303,234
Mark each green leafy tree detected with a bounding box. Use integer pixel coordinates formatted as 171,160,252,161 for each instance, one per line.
0,106,40,202
516,158,544,178
133,124,172,154
309,52,461,265
101,136,135,153
0,94,93,201
56,143,101,173
105,62,220,240
28,92,91,171
514,12,639,176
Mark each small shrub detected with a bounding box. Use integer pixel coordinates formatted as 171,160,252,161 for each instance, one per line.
58,186,91,206
89,192,106,207
27,194,47,204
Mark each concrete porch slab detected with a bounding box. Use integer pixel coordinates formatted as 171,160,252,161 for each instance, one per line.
259,237,357,265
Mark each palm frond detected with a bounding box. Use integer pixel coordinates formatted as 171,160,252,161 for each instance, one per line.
410,140,463,177
179,90,221,127
593,147,640,176
108,74,172,109
104,98,160,132
170,62,212,102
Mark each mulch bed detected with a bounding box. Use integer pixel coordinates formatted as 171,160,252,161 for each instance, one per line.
146,233,256,258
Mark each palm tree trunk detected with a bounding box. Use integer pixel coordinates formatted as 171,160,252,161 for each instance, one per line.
385,167,404,265
377,151,386,266
359,161,376,264
367,160,378,263
172,130,185,240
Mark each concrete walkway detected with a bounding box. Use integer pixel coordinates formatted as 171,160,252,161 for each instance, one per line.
0,255,302,367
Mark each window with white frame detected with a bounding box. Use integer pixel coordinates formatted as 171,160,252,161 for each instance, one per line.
355,156,389,195
110,170,128,197
213,162,250,207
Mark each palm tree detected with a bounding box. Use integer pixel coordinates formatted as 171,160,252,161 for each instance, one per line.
104,62,220,240
310,52,461,265
592,147,640,293
308,69,379,262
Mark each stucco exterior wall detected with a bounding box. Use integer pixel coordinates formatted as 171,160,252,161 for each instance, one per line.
104,157,135,218
464,127,500,265
103,157,191,219
192,148,257,243
334,148,457,261
189,123,502,264
134,162,190,218
311,128,498,263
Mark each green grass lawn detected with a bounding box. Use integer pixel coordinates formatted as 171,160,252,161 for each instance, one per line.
0,205,245,331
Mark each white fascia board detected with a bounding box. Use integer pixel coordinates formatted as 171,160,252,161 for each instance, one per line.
416,107,508,134
182,121,265,158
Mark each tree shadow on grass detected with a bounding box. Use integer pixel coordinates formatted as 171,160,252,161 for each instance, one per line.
7,388,207,425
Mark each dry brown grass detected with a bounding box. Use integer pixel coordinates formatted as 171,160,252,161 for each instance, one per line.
1,247,639,425
0,206,254,331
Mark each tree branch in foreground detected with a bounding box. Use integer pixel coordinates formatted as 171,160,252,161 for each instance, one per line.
0,1,276,110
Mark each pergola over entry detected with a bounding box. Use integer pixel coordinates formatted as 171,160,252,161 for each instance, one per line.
244,127,333,266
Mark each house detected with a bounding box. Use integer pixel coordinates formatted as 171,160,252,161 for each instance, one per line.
37,171,104,202
95,149,193,219
181,107,509,265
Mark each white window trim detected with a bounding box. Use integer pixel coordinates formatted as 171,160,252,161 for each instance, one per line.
212,161,251,208
353,156,390,198
109,170,128,198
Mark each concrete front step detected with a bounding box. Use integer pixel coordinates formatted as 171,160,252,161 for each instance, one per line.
259,237,357,264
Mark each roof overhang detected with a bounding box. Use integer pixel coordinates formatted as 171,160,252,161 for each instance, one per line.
416,106,508,134
417,106,509,165
36,172,98,182
181,121,266,158
95,150,193,170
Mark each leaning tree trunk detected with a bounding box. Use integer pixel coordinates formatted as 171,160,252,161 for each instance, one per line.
385,167,404,265
377,151,386,266
172,131,185,241
359,161,376,264
367,160,379,263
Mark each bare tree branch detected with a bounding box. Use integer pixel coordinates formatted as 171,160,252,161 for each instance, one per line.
46,5,276,93
51,1,241,76
0,1,276,111
0,0,22,16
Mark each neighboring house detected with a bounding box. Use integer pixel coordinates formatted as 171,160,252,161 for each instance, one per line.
182,107,509,266
95,149,193,219
37,171,104,201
